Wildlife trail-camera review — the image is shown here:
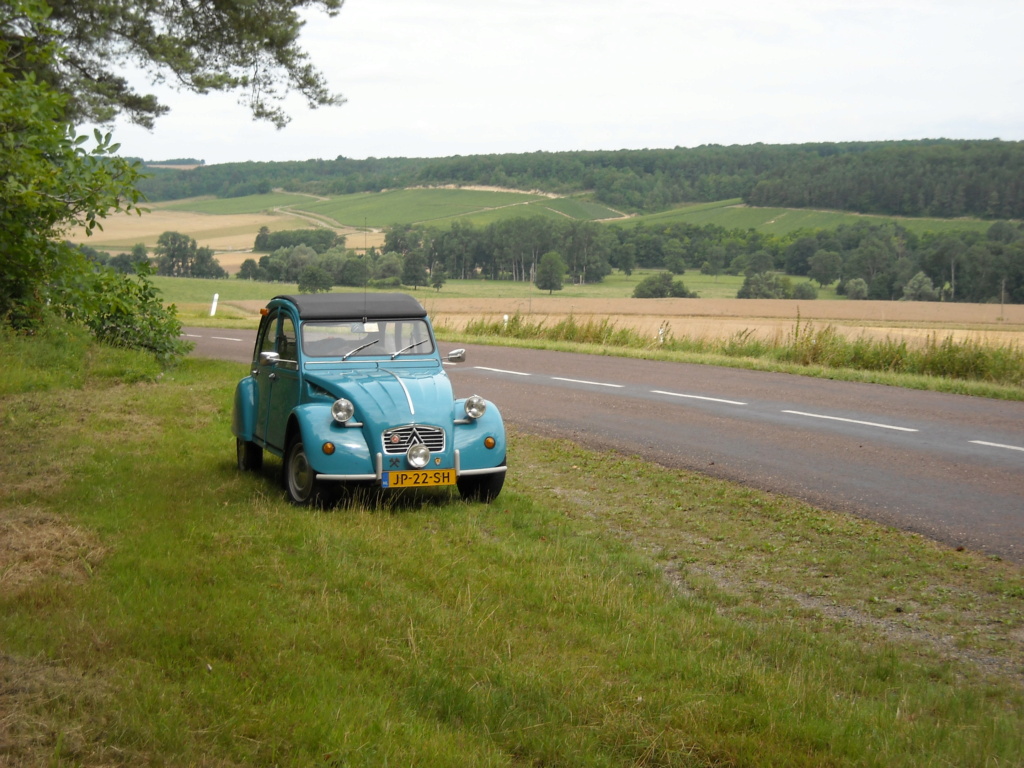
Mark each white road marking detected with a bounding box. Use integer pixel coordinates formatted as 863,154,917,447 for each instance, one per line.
783,410,918,432
552,377,624,388
652,390,747,406
212,336,244,342
970,440,1024,453
475,367,531,376
183,333,203,338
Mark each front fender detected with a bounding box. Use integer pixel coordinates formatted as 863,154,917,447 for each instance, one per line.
453,399,506,471
290,404,375,477
232,376,257,441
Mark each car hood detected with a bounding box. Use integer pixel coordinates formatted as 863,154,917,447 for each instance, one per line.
305,366,455,425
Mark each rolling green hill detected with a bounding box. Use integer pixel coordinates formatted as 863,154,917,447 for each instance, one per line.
160,188,993,236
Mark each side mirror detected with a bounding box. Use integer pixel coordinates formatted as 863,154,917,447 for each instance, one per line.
446,348,466,363
259,350,281,366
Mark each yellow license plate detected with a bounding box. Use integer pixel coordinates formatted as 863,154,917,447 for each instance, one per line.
383,469,455,488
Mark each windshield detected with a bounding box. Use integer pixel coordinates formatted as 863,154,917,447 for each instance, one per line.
301,319,435,359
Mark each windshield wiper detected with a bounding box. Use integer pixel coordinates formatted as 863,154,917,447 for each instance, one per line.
342,339,380,360
391,339,430,359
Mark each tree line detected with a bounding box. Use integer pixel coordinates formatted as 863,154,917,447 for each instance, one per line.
234,217,1023,304
136,140,1024,220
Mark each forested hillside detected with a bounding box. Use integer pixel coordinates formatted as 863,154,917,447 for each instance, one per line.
136,139,1024,220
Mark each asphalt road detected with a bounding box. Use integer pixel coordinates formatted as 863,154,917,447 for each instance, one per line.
186,327,1024,563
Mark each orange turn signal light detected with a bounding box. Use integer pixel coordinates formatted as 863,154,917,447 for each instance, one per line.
484,437,496,449
322,442,336,455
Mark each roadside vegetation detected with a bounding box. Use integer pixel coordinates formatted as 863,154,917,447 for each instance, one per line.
2,325,1022,766
459,313,1024,397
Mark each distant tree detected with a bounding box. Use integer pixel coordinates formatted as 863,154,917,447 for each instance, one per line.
375,253,403,281
844,278,869,300
153,231,225,277
901,271,939,301
430,267,447,292
807,250,843,287
338,257,370,287
662,238,687,274
535,251,567,294
744,250,775,277
614,242,636,276
402,252,428,288
298,265,332,293
737,273,794,299
784,236,819,275
238,259,262,281
109,243,149,274
192,247,227,279
256,229,340,254
153,232,197,277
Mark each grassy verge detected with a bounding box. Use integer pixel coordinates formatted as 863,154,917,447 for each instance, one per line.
1,329,1022,766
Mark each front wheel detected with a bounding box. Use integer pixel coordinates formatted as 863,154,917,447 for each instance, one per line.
457,465,506,503
284,437,331,506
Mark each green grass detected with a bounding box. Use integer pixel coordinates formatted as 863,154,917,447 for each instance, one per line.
628,198,993,236
1,328,1022,766
155,271,757,307
147,189,997,236
300,188,549,227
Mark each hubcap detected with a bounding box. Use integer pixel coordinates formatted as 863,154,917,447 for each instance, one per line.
289,444,313,500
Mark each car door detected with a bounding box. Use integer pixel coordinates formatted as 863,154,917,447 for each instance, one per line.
265,312,301,453
252,310,280,446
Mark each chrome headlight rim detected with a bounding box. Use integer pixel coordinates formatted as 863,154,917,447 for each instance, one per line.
464,395,487,420
407,443,431,468
331,398,355,424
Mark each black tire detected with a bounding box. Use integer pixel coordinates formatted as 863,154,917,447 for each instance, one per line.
457,464,506,503
284,437,328,506
236,437,263,472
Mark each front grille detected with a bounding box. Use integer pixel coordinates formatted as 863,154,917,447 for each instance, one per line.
382,425,446,454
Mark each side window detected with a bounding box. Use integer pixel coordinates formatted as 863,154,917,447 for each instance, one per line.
277,316,298,366
256,311,277,361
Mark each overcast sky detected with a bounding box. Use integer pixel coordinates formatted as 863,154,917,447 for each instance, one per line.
89,0,1024,165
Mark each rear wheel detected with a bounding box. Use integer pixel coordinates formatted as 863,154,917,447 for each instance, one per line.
284,437,331,506
236,438,263,472
457,464,506,503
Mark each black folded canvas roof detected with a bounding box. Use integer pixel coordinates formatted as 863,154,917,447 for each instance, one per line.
274,293,427,320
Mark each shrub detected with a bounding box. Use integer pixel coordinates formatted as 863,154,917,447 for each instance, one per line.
792,282,818,300
51,260,191,366
844,278,869,300
633,272,697,298
737,273,794,299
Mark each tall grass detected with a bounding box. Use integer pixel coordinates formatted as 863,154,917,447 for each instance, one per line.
463,312,1024,388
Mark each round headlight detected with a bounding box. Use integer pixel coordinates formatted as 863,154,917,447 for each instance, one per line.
407,443,431,468
464,395,487,420
331,398,355,424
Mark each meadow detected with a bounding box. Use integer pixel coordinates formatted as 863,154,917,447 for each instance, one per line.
1,321,1022,766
